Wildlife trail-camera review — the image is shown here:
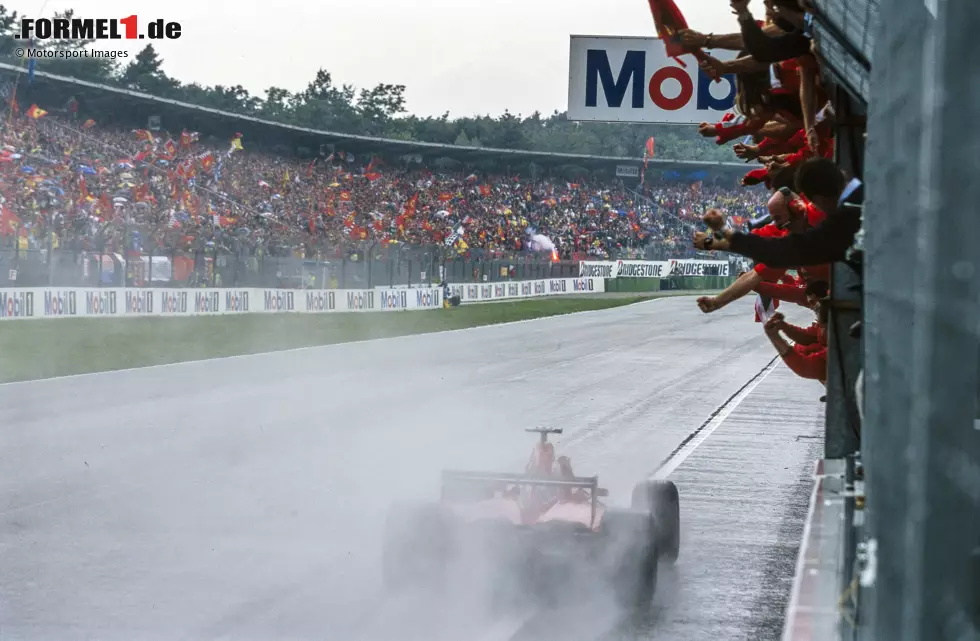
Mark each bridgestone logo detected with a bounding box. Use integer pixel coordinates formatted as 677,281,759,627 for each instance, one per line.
618,263,663,277
580,264,614,278
669,262,730,277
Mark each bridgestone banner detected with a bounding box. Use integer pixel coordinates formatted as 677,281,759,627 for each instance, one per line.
579,259,730,278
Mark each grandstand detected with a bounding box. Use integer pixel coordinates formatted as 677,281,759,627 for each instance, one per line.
0,60,764,289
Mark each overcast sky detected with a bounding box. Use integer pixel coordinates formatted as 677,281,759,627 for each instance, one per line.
36,0,764,118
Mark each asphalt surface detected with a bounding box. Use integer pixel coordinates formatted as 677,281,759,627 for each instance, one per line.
0,296,824,641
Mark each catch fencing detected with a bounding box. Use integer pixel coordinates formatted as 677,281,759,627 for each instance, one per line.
0,245,583,290
0,245,740,291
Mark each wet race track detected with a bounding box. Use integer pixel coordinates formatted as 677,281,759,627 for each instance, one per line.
0,296,825,641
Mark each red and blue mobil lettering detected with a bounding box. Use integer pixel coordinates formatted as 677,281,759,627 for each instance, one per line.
572,278,594,292
549,279,567,293
534,280,546,295
494,283,506,299
44,290,77,316
194,291,219,313
346,291,374,310
507,283,520,297
125,290,153,314
263,290,294,312
380,289,407,310
465,285,478,300
305,291,335,312
520,282,532,296
1,291,34,318
159,291,188,313
584,49,735,113
85,291,116,315
225,290,250,312
479,284,492,300
415,289,439,309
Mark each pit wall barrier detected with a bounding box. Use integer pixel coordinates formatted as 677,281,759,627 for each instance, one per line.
0,277,606,320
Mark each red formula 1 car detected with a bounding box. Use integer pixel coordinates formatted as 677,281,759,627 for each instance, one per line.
383,428,680,608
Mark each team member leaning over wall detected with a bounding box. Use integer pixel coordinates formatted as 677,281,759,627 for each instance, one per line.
696,167,828,316
763,294,829,385
694,158,864,269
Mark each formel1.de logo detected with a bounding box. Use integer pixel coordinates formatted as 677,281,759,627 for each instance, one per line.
16,16,181,40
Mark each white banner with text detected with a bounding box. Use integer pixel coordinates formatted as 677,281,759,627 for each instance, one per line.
0,277,605,321
579,259,730,278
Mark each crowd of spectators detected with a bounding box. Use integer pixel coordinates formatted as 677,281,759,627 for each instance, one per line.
0,106,765,270
676,0,865,391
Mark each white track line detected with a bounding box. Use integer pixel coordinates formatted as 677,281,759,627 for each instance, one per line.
781,459,824,641
0,296,677,387
651,357,780,480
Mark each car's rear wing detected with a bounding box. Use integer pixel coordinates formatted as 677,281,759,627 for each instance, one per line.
441,470,606,527
442,470,600,490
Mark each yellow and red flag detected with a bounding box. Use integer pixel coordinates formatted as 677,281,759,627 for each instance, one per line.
25,104,47,119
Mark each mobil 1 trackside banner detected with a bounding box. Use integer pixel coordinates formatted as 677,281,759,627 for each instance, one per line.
0,287,445,320
445,277,604,304
0,278,604,321
579,259,731,279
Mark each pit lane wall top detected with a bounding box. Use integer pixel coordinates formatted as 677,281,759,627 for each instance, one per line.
579,259,731,278
0,277,605,320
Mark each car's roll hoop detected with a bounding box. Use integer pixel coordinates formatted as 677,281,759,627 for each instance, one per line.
524,427,563,443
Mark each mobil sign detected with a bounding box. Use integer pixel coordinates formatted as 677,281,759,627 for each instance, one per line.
567,36,737,124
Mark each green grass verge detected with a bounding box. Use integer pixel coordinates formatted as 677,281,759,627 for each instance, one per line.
0,296,648,383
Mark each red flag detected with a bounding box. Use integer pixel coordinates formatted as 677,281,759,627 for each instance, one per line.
403,193,419,218
0,206,20,235
198,151,215,174
646,0,715,75
647,0,691,60
645,137,655,159
77,176,90,205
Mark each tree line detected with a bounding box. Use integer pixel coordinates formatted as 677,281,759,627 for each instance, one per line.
0,6,737,162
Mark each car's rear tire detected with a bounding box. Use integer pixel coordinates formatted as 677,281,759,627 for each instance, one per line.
602,508,658,610
382,501,452,591
631,480,680,563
